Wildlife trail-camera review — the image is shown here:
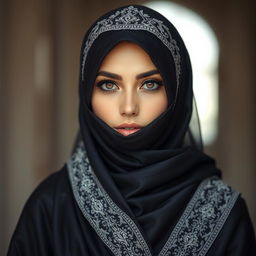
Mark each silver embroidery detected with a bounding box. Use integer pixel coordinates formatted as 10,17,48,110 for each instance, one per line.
68,141,152,256
68,141,239,256
81,6,181,88
159,177,239,256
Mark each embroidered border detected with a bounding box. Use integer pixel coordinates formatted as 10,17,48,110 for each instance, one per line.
81,6,181,90
159,177,239,256
68,141,239,256
68,142,152,256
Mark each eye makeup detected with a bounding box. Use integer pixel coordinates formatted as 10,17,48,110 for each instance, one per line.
140,79,163,91
95,80,119,92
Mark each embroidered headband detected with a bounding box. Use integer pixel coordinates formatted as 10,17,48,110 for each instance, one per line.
81,6,181,87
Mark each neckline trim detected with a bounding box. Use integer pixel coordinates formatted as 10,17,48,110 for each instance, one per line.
68,141,239,255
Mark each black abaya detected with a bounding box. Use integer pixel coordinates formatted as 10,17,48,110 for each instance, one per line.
7,5,256,255
8,166,256,255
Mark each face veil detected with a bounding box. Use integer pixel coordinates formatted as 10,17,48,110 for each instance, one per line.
75,5,220,254
79,5,192,151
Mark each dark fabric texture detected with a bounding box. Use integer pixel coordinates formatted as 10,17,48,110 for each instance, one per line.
7,166,256,256
78,4,220,253
7,4,256,255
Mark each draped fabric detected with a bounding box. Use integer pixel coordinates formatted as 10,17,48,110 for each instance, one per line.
77,5,220,253
7,5,256,256
7,167,256,255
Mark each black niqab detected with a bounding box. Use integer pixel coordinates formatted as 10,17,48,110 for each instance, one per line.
78,5,220,253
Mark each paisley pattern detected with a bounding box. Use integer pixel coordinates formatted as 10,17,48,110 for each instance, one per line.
158,177,239,256
67,141,239,256
68,142,151,256
81,6,181,88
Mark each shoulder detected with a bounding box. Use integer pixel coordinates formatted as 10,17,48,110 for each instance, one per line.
21,165,70,215
208,177,256,252
194,177,256,254
199,176,240,207
217,192,256,254
230,193,255,231
203,177,252,220
31,165,69,194
8,165,72,254
200,177,253,223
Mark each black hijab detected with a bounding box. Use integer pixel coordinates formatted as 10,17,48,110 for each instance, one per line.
77,5,220,254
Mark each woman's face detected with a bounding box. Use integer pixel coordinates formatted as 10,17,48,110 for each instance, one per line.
91,42,168,136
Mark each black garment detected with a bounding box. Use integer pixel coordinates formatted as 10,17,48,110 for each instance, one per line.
7,166,256,255
7,5,256,255
77,5,222,252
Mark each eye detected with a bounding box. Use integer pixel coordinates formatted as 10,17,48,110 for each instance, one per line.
140,79,163,91
96,80,119,92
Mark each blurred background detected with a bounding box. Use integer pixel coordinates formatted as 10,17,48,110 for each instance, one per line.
0,0,255,254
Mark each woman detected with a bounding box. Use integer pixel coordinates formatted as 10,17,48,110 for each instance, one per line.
8,5,256,255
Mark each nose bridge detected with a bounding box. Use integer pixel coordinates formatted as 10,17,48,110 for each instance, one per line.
120,85,138,116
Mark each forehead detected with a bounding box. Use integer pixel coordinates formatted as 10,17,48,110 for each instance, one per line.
98,41,157,72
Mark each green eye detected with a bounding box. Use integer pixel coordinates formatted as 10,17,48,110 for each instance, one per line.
96,80,119,91
141,79,163,91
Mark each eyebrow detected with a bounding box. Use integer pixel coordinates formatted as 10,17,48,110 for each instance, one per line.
97,69,160,80
97,71,122,80
136,70,160,79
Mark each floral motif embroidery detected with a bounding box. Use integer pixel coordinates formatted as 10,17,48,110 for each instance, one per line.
81,6,181,91
200,203,216,219
68,142,151,256
183,232,199,248
68,141,239,256
158,177,239,256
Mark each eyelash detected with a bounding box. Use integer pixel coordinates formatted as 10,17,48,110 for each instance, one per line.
95,79,163,92
141,79,163,91
96,80,119,92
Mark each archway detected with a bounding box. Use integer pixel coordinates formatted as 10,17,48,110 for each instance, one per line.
146,1,219,145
